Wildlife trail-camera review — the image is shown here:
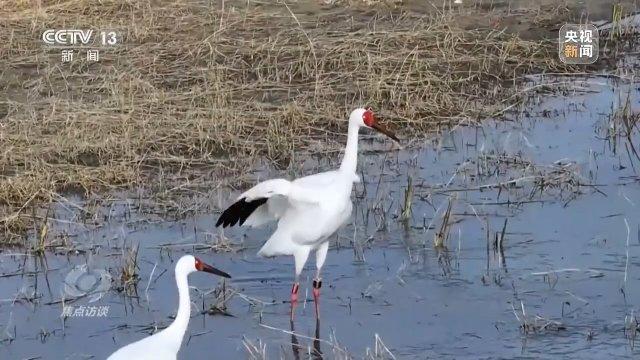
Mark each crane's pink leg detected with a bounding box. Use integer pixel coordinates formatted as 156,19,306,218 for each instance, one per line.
313,279,321,318
290,282,299,321
291,248,310,321
291,283,299,303
313,242,329,319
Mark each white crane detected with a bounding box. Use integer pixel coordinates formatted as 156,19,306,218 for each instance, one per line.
107,255,231,360
216,107,398,319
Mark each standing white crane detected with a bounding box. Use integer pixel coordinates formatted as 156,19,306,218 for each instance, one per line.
216,107,398,319
107,255,231,360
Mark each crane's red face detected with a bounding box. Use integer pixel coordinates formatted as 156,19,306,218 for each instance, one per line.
362,108,399,142
363,109,375,127
194,257,231,278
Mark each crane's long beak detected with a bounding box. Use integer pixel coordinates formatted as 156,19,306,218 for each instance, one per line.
200,262,231,278
371,121,399,142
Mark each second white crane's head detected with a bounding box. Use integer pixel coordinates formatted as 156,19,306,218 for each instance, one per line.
176,255,231,278
349,107,399,142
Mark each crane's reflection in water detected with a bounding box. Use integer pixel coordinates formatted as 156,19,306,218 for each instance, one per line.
290,318,322,359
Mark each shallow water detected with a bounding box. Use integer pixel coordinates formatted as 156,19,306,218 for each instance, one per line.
1,75,639,359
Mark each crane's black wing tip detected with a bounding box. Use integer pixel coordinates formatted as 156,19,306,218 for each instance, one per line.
215,197,268,228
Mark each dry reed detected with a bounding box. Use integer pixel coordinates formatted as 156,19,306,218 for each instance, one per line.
1,1,566,242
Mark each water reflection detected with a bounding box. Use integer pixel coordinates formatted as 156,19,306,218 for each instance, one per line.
290,318,322,359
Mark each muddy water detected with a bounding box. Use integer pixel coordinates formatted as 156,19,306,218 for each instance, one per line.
1,75,639,359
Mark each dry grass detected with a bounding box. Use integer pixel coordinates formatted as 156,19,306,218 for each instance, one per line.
512,300,567,335
433,197,453,248
118,243,140,295
0,0,567,242
606,89,640,168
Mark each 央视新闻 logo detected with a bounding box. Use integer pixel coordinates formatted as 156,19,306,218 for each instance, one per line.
559,24,599,64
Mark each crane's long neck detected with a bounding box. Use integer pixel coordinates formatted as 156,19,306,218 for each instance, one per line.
339,122,360,174
162,268,191,352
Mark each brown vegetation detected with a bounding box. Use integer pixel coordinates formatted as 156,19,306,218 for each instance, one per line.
1,0,567,241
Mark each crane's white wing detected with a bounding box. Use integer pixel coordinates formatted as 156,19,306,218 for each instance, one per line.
242,195,287,227
293,170,360,187
216,178,322,228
